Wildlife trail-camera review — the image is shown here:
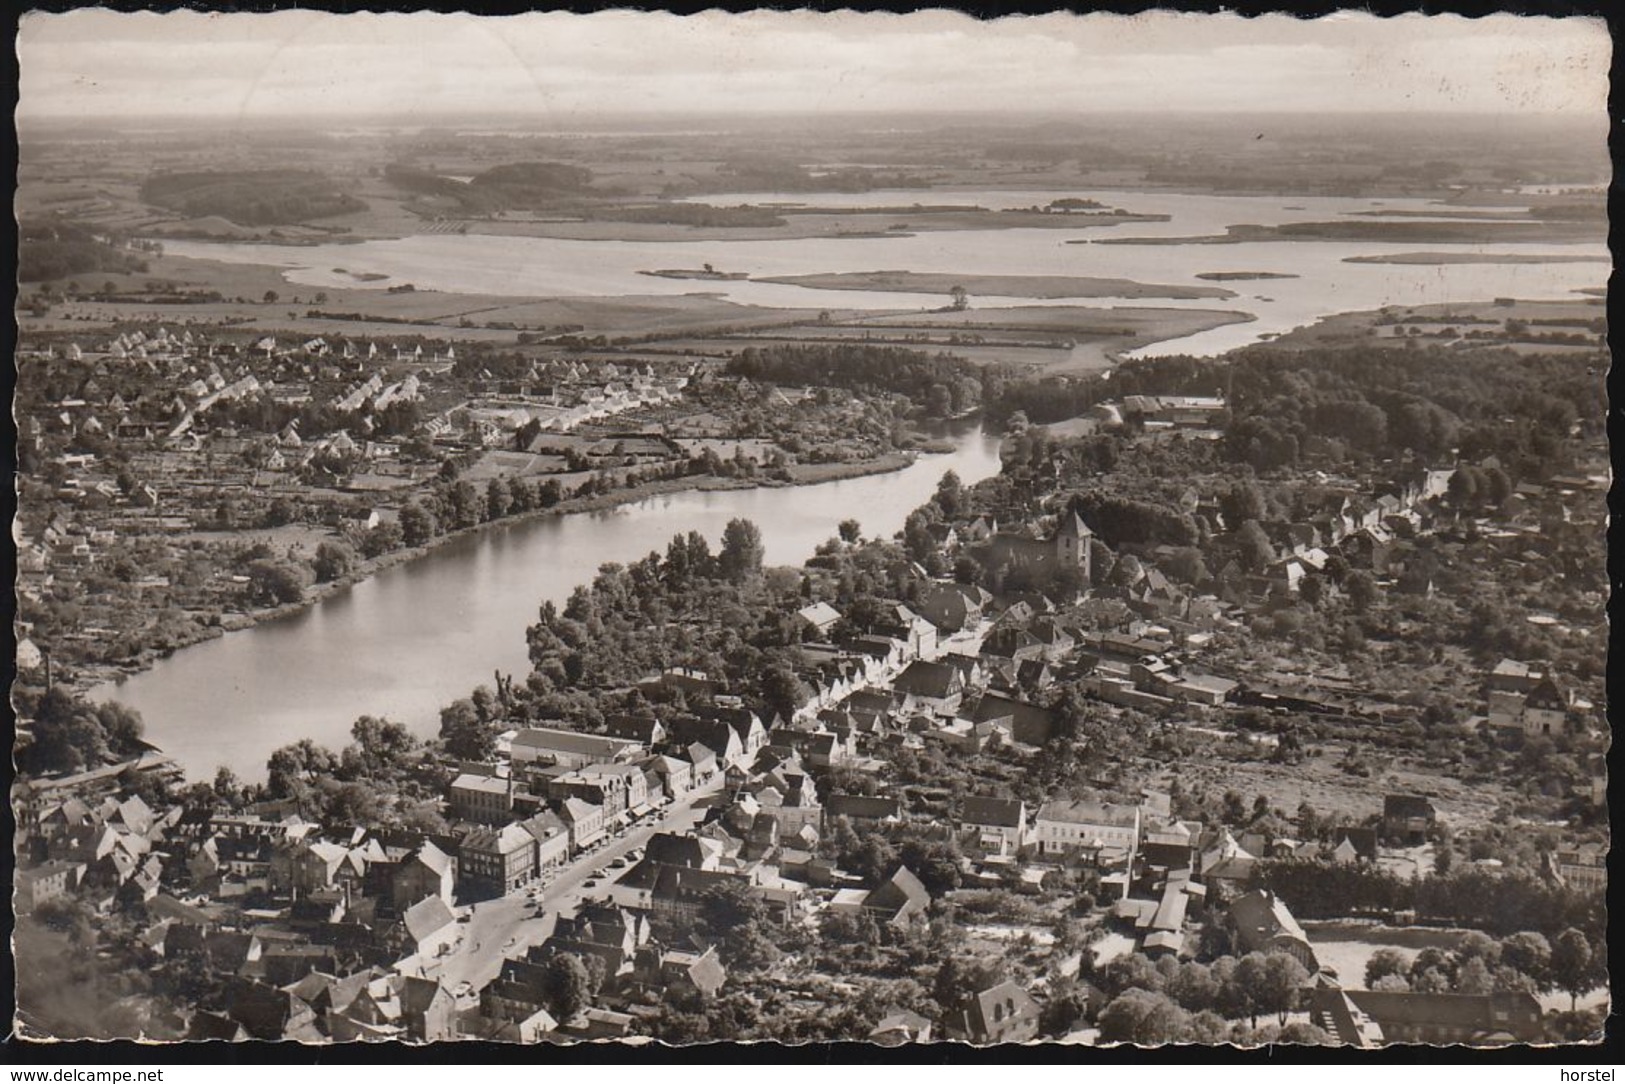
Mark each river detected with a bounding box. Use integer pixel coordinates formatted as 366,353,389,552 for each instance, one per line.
92,425,1003,782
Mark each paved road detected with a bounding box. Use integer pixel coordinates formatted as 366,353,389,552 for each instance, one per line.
422,777,724,994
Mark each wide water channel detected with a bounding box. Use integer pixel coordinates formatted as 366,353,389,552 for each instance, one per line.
92,425,1003,782
162,187,1608,357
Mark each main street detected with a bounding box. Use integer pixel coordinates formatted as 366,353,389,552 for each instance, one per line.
422,776,724,994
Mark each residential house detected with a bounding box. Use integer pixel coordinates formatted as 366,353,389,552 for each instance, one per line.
518,811,571,873
1519,677,1573,736
862,864,932,926
391,841,455,913
966,691,1056,746
545,762,649,819
892,659,966,714
398,976,458,1042
224,977,324,1041
960,796,1027,857
1330,827,1379,864
536,903,651,984
1166,672,1238,706
447,773,514,826
1382,795,1437,846
644,831,723,871
1228,889,1317,971
640,754,693,799
459,824,536,896
604,714,665,747
666,717,744,768
1487,658,1546,694
1312,988,1543,1046
685,743,719,786
794,601,843,639
558,797,608,851
269,839,370,903
981,625,1046,663
1552,842,1606,892
942,981,1041,1045
399,896,459,960
1033,798,1141,861
870,1011,934,1045
916,582,993,634
1027,617,1076,661
874,604,939,659
15,861,85,914
750,771,822,837
824,793,904,826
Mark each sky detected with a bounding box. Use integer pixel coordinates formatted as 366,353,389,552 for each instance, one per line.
16,9,1611,123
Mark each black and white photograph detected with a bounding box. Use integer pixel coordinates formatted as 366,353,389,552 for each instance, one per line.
10,8,1611,1050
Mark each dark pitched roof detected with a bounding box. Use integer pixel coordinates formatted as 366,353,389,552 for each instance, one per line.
1345,990,1544,1044
866,865,930,918
958,981,1039,1042
961,795,1025,828
893,660,963,699
1383,794,1436,820
1332,826,1379,860
826,793,902,820
604,714,663,744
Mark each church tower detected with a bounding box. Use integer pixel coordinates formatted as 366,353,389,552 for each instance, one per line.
1056,510,1093,583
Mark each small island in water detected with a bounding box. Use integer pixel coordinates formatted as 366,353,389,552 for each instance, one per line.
1195,270,1299,282
640,265,749,281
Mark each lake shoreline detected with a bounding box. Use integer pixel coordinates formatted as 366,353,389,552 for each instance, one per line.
74,448,925,702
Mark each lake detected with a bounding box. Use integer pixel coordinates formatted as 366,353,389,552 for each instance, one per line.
91,425,1003,781
162,187,1607,357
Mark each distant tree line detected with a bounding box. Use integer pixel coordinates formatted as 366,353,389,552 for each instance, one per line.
139,170,365,226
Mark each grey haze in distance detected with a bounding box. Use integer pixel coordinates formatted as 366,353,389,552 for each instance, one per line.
17,9,1610,124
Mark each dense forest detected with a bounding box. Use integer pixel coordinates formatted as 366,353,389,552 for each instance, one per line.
139,170,365,225
1223,345,1601,477
18,219,151,283
384,160,596,214
983,344,1601,485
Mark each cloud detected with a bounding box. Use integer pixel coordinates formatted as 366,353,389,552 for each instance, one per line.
17,9,1610,121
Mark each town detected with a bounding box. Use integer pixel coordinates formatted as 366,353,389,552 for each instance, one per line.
14,317,1609,1046
14,319,963,693
11,10,1611,1053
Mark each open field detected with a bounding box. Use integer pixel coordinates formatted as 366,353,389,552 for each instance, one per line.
1155,745,1507,830
753,269,1234,300
1259,296,1606,352
18,252,881,341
